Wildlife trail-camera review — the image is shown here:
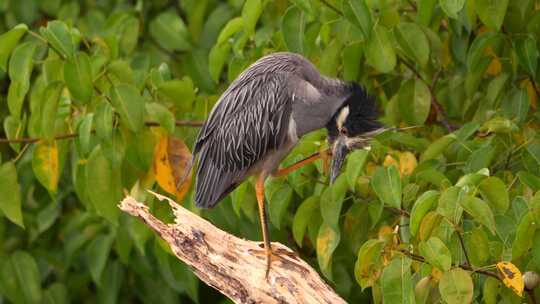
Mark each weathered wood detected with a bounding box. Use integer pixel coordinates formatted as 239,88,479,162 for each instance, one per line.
118,191,346,304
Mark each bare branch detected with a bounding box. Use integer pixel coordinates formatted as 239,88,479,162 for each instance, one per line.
118,192,347,304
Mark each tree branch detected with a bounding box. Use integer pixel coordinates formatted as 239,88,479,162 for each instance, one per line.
0,120,204,144
400,59,455,132
118,192,347,304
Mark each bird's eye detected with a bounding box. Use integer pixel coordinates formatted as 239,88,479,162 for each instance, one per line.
340,127,348,136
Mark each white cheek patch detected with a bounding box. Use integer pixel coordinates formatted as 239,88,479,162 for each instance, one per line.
336,106,349,129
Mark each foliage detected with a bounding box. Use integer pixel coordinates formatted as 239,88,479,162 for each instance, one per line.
0,0,540,303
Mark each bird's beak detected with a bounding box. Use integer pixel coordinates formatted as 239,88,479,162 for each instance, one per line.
329,127,389,184
330,135,349,184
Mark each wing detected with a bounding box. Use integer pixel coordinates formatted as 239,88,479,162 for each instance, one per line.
193,72,294,208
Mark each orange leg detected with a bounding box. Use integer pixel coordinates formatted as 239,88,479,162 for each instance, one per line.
272,150,327,177
255,173,272,278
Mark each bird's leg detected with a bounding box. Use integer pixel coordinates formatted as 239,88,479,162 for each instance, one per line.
273,151,324,177
255,173,272,278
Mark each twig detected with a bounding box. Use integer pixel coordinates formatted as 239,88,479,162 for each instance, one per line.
318,0,343,16
529,75,540,101
400,59,455,132
455,230,472,267
405,0,417,11
0,120,204,144
118,192,347,304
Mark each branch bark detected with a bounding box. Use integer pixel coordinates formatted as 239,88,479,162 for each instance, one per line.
118,191,347,304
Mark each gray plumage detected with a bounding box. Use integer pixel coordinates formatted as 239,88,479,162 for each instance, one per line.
193,52,354,208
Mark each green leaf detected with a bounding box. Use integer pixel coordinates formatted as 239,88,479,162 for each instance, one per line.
483,277,501,304
282,5,305,54
518,171,540,191
242,0,263,35
145,103,175,134
395,22,430,66
319,39,342,77
64,52,92,104
437,186,464,225
439,0,465,18
94,100,113,142
410,190,439,236
516,36,539,77
149,10,191,51
417,0,437,25
76,113,93,155
346,149,368,190
502,88,529,125
32,141,59,194
0,251,42,303
343,42,363,81
398,78,431,125
467,227,490,266
354,239,384,290
3,115,24,152
478,176,509,213
110,84,145,132
0,161,23,227
216,17,243,44
0,24,27,71
208,43,231,82
86,234,114,286
40,20,77,58
439,268,473,304
527,142,540,167
512,212,536,259
381,256,415,304
419,237,452,271
40,81,63,140
371,165,402,208
293,195,319,247
475,0,509,31
266,181,293,230
321,175,348,229
42,283,68,304
8,41,36,117
467,32,499,71
157,78,196,112
365,25,396,73
86,145,120,224
317,222,340,279
420,134,456,162
460,196,497,234
342,0,373,39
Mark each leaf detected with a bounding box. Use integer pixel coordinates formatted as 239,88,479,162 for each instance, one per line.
467,32,500,71
354,239,384,290
381,256,415,304
86,234,114,286
94,101,113,142
76,113,93,155
208,43,231,82
371,165,402,208
0,23,27,71
467,227,490,266
8,41,35,117
282,5,305,54
317,222,340,279
394,22,430,66
149,10,191,51
321,175,347,229
3,115,24,152
64,52,92,104
365,25,396,73
417,0,438,25
292,195,319,247
0,161,23,227
518,171,540,191
512,212,536,259
439,0,465,18
475,0,509,31
42,283,68,304
40,81,63,140
478,176,509,213
516,36,539,77
242,0,263,35
398,79,431,125
86,145,120,224
32,141,59,194
483,277,501,304
479,117,518,134
40,20,77,58
346,149,368,190
437,186,464,225
342,0,373,39
419,134,456,162
0,251,42,303
439,268,473,304
157,78,196,112
399,151,417,176
145,103,175,134
110,84,145,132
410,190,439,236
153,135,193,202
217,17,243,44
419,237,452,271
266,181,294,230
496,262,524,297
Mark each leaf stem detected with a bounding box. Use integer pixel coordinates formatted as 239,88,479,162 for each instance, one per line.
318,0,343,16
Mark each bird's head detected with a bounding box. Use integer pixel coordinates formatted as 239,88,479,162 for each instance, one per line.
326,83,386,183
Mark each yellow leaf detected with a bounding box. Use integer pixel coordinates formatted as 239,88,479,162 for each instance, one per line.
32,141,59,193
153,135,193,202
383,154,398,168
496,261,524,297
522,79,538,110
486,56,502,76
398,151,417,176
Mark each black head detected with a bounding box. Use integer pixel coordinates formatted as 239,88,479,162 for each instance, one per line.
326,82,385,182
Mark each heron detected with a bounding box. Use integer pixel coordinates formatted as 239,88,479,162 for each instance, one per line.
191,52,383,277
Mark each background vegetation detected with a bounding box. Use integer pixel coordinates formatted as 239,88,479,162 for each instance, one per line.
0,0,540,303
